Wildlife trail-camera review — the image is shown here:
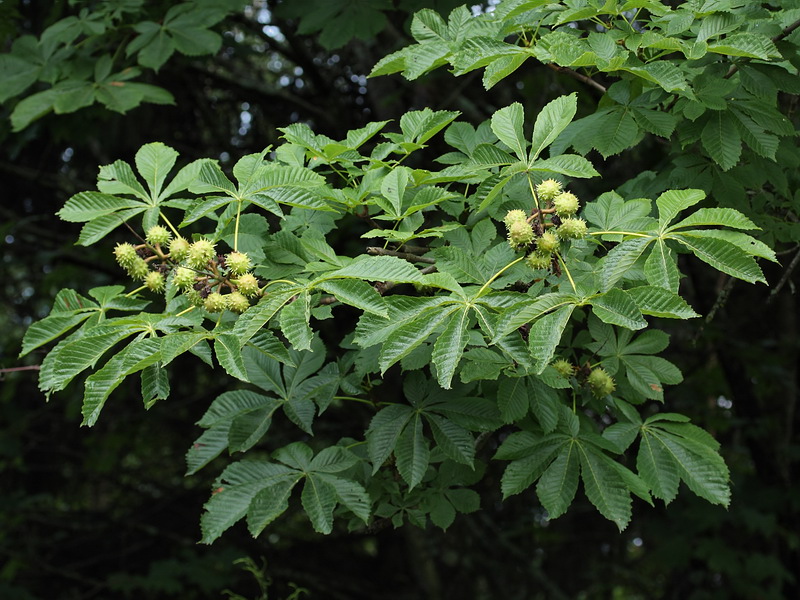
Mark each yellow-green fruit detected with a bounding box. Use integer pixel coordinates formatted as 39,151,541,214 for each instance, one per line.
503,209,528,228
145,225,171,246
552,359,575,378
172,267,196,290
537,231,560,254
185,290,204,306
587,367,616,397
145,271,165,292
226,251,251,276
169,237,191,261
128,257,150,280
234,273,260,297
526,252,551,270
204,292,227,313
552,192,579,216
114,242,138,269
508,220,535,249
226,291,250,313
536,179,562,202
187,239,216,268
558,217,588,239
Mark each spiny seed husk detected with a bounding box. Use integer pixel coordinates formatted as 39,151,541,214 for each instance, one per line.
536,179,562,202
537,231,560,254
558,217,588,239
234,273,260,297
145,225,171,246
508,220,534,248
145,271,165,292
226,251,252,276
204,292,227,313
503,209,528,228
552,192,579,216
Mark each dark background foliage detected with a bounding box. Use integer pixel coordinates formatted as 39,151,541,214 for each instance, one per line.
1,1,798,598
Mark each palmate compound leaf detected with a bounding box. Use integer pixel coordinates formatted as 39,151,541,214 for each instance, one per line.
670,234,766,284
201,443,370,542
529,93,577,162
431,306,471,389
201,460,300,544
536,440,580,520
638,419,730,507
185,390,280,475
577,443,633,531
528,304,575,374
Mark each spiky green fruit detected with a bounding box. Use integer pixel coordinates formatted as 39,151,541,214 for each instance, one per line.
587,367,616,397
234,273,260,297
508,220,535,249
226,291,250,313
552,192,579,217
536,231,560,254
169,237,190,262
144,271,165,292
114,243,138,269
204,292,227,313
552,359,575,378
526,252,551,270
558,217,588,239
187,239,216,268
172,267,196,290
536,179,562,202
128,257,150,280
145,225,171,246
503,209,528,228
226,251,251,276
185,290,204,306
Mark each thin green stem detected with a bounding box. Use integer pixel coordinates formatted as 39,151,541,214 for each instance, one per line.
234,200,242,252
159,211,181,238
334,395,393,407
556,251,577,293
263,279,296,291
527,174,542,219
176,305,196,317
589,230,651,238
125,285,147,297
475,256,525,299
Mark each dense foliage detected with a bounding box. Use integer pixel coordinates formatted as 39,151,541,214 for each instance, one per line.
3,1,799,598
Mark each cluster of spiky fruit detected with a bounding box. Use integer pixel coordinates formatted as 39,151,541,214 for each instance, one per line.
553,359,616,398
113,225,262,314
503,179,588,272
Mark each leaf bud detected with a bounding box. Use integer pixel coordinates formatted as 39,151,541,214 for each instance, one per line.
557,217,588,239
225,251,252,276
535,178,562,202
508,220,534,249
587,367,616,398
187,239,216,268
552,192,580,217
145,225,171,246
